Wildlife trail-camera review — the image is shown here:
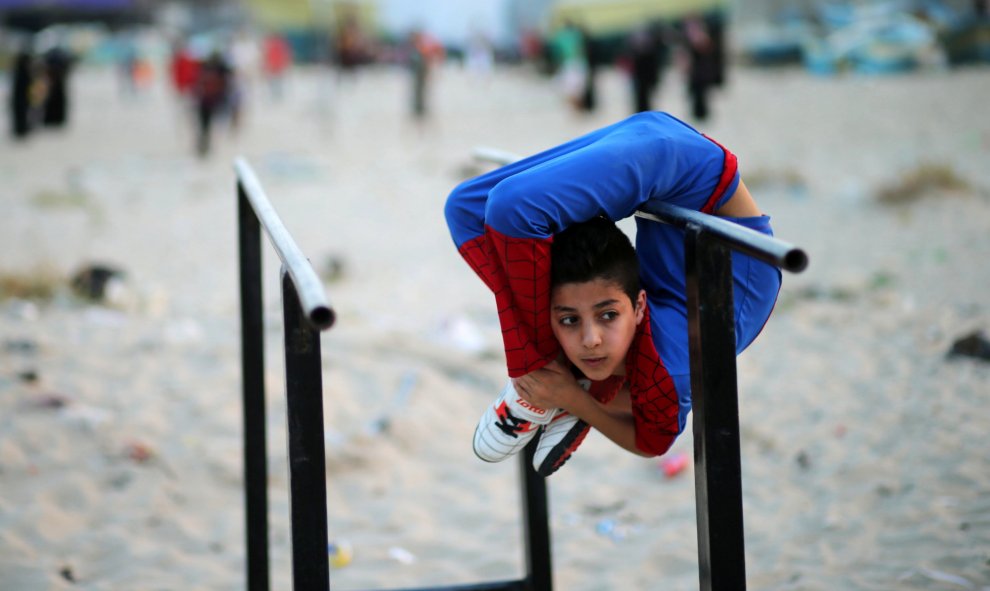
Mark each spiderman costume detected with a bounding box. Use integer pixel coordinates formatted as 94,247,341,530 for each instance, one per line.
445,111,782,463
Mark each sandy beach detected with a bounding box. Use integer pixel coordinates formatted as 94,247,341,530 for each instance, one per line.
1,54,989,591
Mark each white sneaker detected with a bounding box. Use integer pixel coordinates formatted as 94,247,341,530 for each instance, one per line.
532,411,591,477
473,380,556,463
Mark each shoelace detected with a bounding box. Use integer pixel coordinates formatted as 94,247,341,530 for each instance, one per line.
494,404,530,438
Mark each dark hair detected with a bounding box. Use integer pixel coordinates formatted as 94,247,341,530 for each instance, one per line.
550,216,640,303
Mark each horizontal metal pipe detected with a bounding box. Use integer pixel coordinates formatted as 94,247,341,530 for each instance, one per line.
472,146,526,168
636,204,808,273
472,146,518,167
472,147,808,274
235,157,335,330
380,579,527,591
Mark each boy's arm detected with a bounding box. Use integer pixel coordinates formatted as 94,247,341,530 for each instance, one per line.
565,386,653,457
513,361,653,457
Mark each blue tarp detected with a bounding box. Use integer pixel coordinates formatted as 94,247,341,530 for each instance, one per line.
741,0,986,74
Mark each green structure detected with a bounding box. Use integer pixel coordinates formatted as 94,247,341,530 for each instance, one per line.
550,0,726,35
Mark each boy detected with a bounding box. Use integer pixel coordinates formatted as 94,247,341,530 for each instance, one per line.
444,111,781,476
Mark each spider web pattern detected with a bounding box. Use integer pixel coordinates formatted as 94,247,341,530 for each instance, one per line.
457,228,682,456
626,306,681,456
587,376,624,405
457,226,558,377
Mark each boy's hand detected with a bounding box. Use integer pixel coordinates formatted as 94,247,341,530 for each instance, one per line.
513,360,581,411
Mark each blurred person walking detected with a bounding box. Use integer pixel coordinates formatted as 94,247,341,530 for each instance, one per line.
9,43,35,140
466,31,495,82
262,33,292,100
192,52,232,157
550,20,588,112
228,31,259,126
167,38,199,142
117,34,139,98
334,14,368,76
681,13,726,122
169,39,199,98
407,29,443,122
578,24,601,113
41,43,73,128
625,25,668,113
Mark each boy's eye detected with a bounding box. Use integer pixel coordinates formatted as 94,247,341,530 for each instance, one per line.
600,311,618,321
558,315,578,326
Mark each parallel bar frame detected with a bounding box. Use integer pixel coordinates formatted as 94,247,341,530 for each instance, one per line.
470,146,809,591
238,174,270,591
236,158,548,591
237,159,336,591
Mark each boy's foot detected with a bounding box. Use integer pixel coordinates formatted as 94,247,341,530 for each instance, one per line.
473,380,555,463
532,410,590,477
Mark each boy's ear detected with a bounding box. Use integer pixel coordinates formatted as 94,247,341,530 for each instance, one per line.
634,289,647,325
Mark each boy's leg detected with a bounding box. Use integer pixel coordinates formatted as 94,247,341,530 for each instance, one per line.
634,215,782,430
532,411,589,476
635,214,781,349
533,378,627,476
473,380,558,463
444,118,629,248
449,115,722,464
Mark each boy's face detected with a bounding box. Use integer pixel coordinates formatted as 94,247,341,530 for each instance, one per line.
550,278,646,381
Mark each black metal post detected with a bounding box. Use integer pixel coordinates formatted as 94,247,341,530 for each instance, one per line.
521,441,553,591
238,181,270,591
684,224,747,591
282,269,331,591
385,450,551,591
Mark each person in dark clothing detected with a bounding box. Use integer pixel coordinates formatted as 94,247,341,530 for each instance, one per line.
578,24,600,113
409,32,429,120
627,25,667,113
9,46,34,139
683,13,725,122
42,45,73,128
193,52,232,157
334,14,366,73
407,29,442,122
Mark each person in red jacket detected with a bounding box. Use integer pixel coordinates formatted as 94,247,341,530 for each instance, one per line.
262,34,292,99
169,41,199,97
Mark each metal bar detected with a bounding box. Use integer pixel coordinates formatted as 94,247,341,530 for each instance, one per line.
471,147,808,274
684,224,747,591
282,269,331,591
364,445,550,591
350,416,552,591
372,580,528,591
238,181,270,591
521,440,553,591
472,146,527,168
471,146,517,166
468,147,556,591
235,158,336,330
635,202,807,273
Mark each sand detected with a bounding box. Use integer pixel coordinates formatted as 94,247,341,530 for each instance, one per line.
1,55,989,591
